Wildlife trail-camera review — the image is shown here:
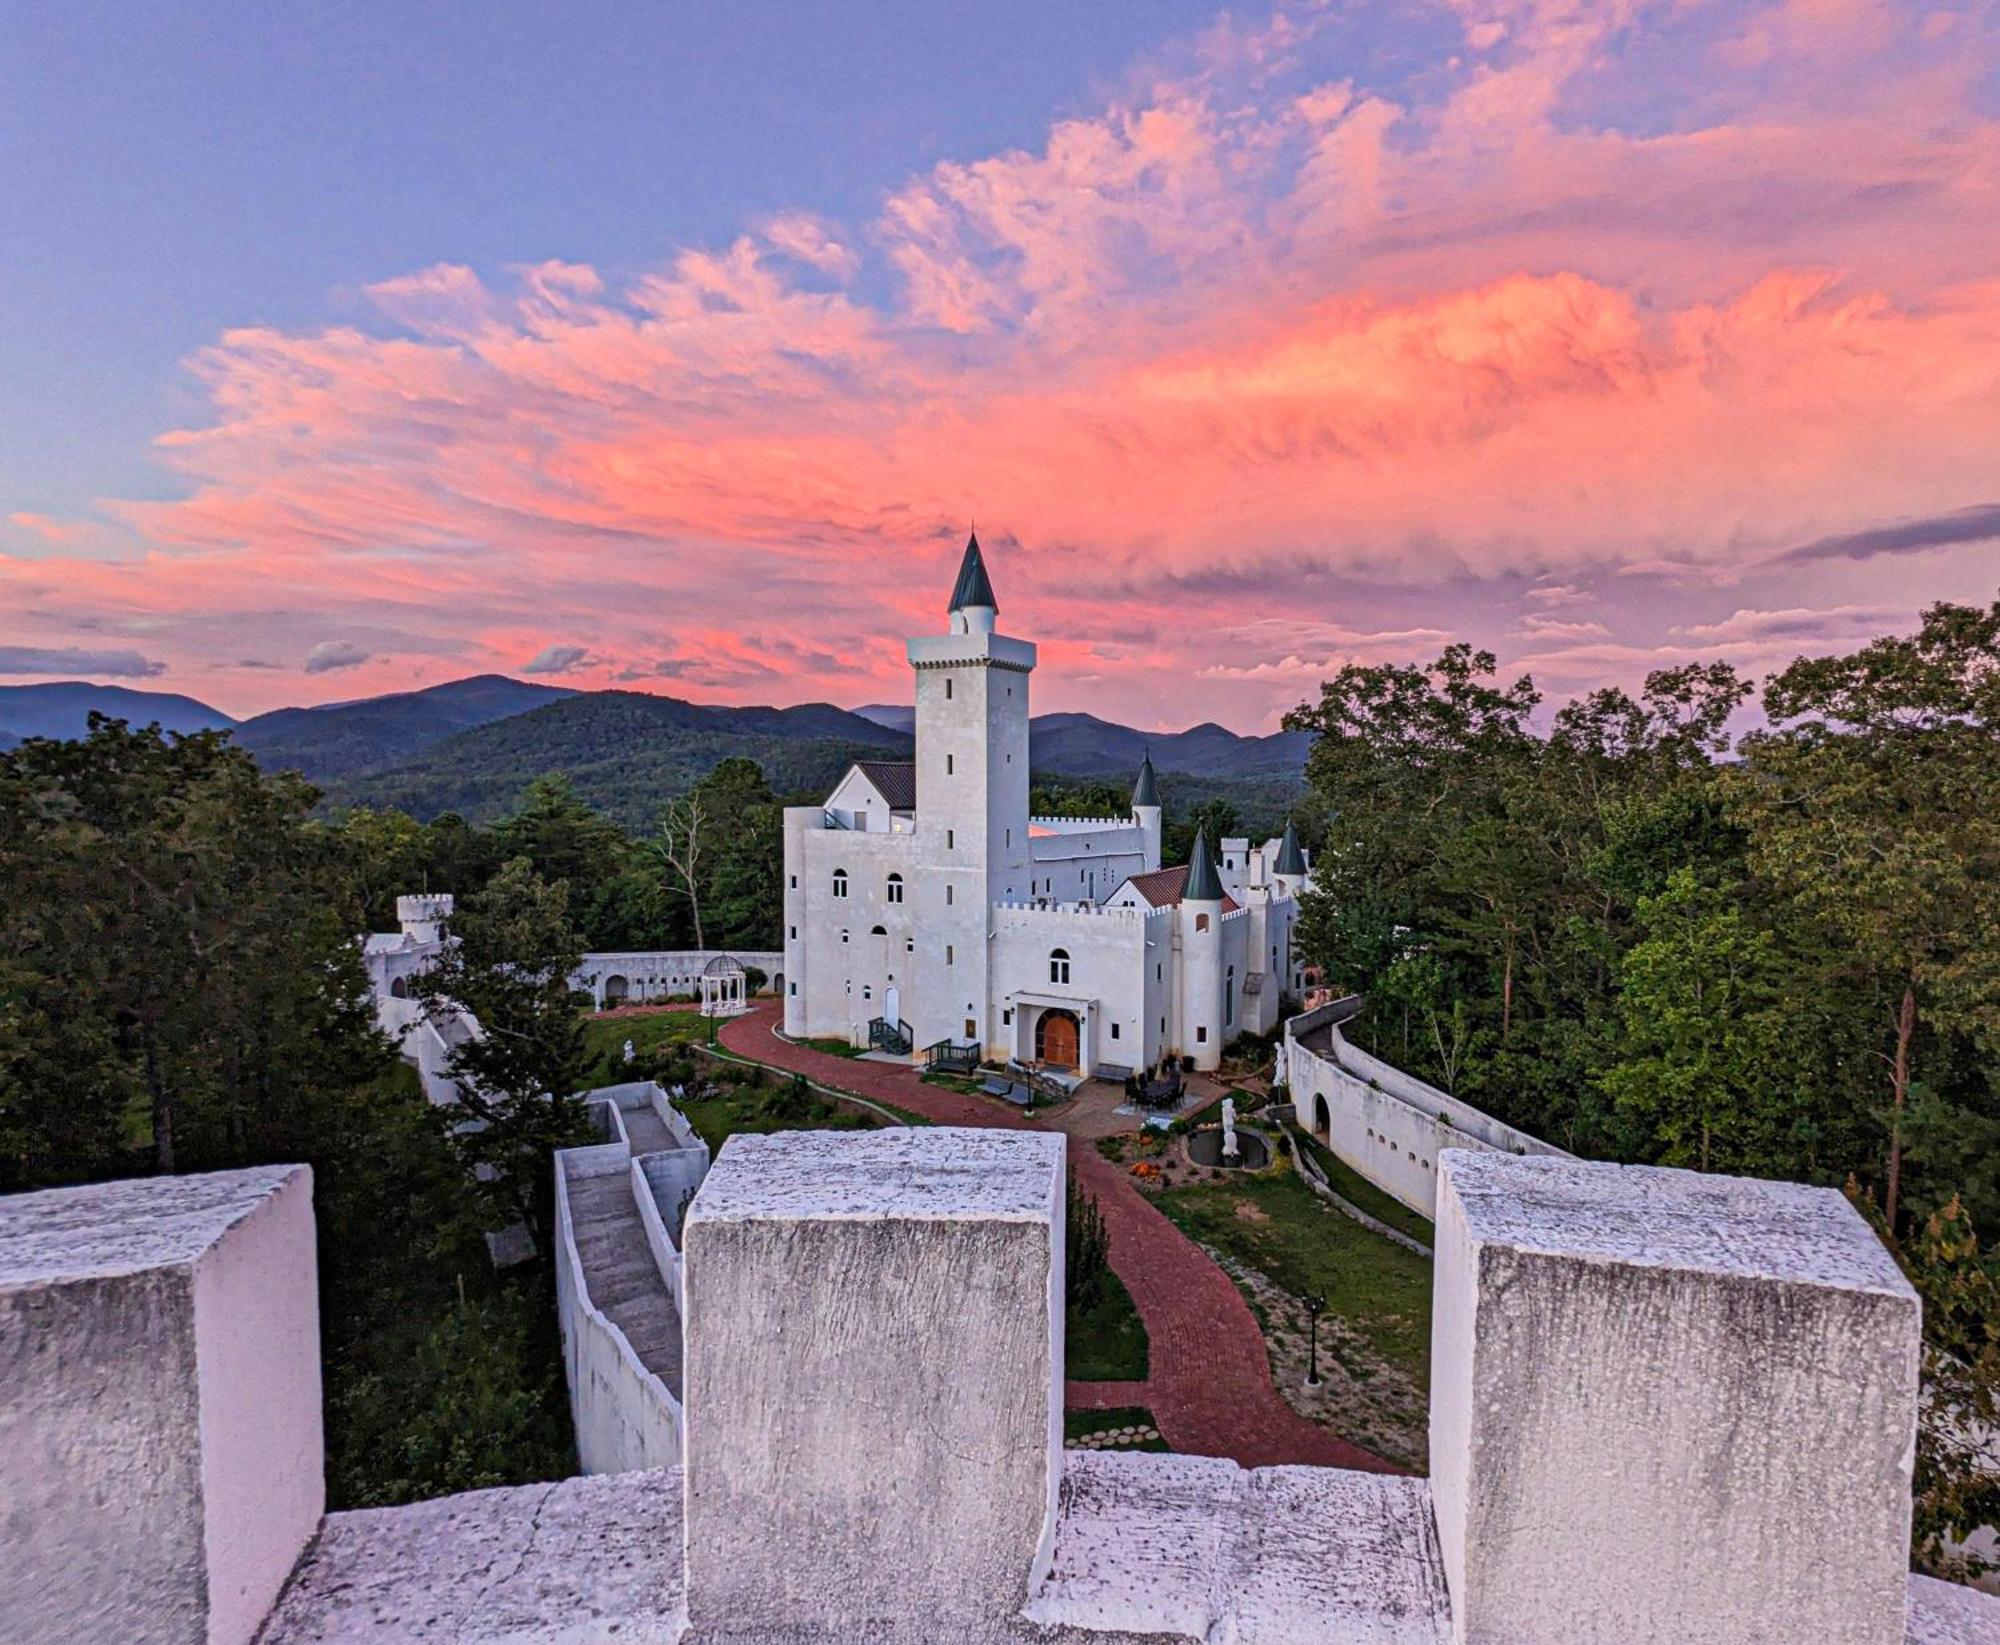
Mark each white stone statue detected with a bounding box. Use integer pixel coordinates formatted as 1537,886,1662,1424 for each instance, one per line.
623,1038,636,1065
1221,1097,1240,1162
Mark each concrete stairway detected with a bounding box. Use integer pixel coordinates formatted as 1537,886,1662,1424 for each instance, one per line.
619,1101,676,1155
565,1169,684,1398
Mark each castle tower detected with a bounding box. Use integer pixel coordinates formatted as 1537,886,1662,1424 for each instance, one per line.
907,532,1035,1054
1177,827,1226,1071
1131,751,1162,873
1272,816,1307,894
396,892,453,945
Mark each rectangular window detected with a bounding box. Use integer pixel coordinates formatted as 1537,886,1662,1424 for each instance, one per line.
945,677,953,699
789,925,797,940
946,945,954,965
965,1018,977,1039
947,829,954,849
789,981,797,996
789,874,797,889
946,754,954,775
946,885,954,906
1003,1008,1013,1025
1197,1027,1208,1044
1110,1022,1121,1040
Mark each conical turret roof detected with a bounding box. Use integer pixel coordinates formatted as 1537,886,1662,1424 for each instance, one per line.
948,530,997,613
1131,750,1160,809
1184,826,1224,902
1273,816,1306,876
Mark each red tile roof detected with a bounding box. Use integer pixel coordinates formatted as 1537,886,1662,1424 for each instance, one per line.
1115,863,1240,912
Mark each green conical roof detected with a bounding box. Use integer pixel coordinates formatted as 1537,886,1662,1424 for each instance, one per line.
1132,750,1160,809
1184,826,1224,902
1273,816,1306,876
948,530,997,613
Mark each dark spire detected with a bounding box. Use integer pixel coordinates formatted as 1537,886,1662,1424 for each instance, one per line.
1185,826,1224,902
1131,748,1160,809
947,530,997,613
1273,816,1306,876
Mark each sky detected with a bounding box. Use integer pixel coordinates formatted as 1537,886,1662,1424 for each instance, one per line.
3,0,1998,730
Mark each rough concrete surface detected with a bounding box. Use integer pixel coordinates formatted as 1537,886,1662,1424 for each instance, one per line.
1027,1451,1447,1643
256,1471,688,1644
0,1164,319,1645
681,1127,1064,1641
1431,1150,1920,1645
1909,1574,2000,1644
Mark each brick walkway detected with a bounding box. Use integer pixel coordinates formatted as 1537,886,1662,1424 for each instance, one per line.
717,1002,1395,1473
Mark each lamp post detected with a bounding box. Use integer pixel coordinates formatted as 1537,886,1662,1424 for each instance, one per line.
1304,1293,1326,1388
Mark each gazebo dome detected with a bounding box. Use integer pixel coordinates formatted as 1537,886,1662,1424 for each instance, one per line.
699,953,750,1017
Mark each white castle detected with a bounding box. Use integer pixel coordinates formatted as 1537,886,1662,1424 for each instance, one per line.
783,534,1311,1073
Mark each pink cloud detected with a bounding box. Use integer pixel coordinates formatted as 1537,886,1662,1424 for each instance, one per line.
6,0,2000,726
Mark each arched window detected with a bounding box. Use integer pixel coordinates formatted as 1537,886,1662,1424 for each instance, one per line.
870,925,887,937
1050,948,1071,985
886,872,904,904
1195,913,1210,933
841,928,850,944
832,868,849,899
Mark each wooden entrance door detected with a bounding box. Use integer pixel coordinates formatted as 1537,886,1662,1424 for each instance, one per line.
1036,1009,1080,1069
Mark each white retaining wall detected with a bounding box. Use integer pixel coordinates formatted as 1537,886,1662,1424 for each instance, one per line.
553,1144,684,1476
1285,1000,1565,1219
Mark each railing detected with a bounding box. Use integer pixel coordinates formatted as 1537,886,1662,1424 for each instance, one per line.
923,1038,981,1073
868,1017,912,1055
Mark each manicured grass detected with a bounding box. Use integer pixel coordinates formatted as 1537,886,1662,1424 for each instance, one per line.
1155,1169,1432,1390
1064,1406,1169,1451
797,1035,864,1058
1293,1127,1436,1246
1066,1264,1150,1382
581,1009,711,1071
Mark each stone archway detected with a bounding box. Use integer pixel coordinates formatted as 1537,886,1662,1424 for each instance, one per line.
389,976,409,1000
1035,1008,1081,1070
603,974,631,1005
1313,1093,1330,1140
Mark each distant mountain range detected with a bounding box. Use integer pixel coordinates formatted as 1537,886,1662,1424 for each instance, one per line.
0,677,1311,830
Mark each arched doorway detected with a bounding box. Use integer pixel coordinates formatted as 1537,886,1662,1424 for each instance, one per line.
1036,1008,1080,1070
603,974,630,1005
1313,1093,1330,1140
884,984,901,1028
389,976,409,999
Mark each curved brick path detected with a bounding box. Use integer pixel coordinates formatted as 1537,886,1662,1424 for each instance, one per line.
716,1002,1395,1473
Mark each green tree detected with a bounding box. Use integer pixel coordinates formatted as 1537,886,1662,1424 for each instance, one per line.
418,859,596,1260
1602,870,1788,1173
1731,599,2000,1228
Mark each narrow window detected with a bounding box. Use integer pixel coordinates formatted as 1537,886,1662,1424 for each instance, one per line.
946,884,954,906
1195,913,1210,932
946,944,954,965
946,753,954,775
945,677,953,700
1003,1008,1013,1025
832,868,849,899
1225,965,1235,1026
947,829,954,849
841,929,849,944
789,981,797,996
862,985,872,1001
789,925,797,940
1111,1022,1121,1040
964,1017,977,1039
789,874,798,889
905,936,914,953
1197,1026,1208,1044
1050,948,1071,985
886,873,904,904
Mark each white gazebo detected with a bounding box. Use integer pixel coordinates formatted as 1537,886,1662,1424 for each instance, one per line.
698,953,750,1019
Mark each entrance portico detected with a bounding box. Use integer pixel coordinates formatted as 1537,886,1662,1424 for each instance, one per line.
1009,991,1096,1074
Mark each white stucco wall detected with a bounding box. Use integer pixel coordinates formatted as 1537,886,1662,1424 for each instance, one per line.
553,1149,684,1477
1286,1005,1564,1217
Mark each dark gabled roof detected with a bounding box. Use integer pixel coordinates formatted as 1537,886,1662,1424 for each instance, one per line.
1184,826,1225,902
1131,750,1160,809
1273,816,1306,876
1114,861,1240,914
948,531,997,613
853,761,917,810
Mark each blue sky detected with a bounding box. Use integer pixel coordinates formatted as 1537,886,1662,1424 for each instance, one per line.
1,1,1221,514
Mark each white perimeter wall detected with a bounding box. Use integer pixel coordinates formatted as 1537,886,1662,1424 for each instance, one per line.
553,1145,684,1476
1286,1004,1566,1218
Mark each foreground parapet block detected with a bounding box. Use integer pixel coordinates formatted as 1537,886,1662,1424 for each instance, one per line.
1428,1150,1919,1645
681,1127,1065,1643
0,1165,322,1645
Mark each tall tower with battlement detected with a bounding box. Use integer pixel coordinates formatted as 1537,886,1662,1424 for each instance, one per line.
905,532,1035,1053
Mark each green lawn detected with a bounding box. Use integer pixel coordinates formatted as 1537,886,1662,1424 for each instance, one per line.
1064,1405,1169,1451
674,1074,879,1153
1155,1169,1432,1391
1066,1265,1149,1382
1293,1128,1436,1246
581,1009,712,1070
797,1035,864,1058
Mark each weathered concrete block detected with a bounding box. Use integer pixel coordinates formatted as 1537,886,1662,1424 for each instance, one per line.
680,1127,1064,1642
1429,1150,1920,1645
0,1164,323,1645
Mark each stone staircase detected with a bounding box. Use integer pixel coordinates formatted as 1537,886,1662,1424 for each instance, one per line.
565,1168,683,1398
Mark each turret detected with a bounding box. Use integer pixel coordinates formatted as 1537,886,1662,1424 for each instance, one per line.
1131,750,1162,872
947,530,998,637
1272,816,1308,894
1177,828,1227,1072
396,893,453,946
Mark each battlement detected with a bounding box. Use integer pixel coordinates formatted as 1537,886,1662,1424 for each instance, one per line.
992,898,1162,923
394,892,453,923
5,1138,1980,1645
